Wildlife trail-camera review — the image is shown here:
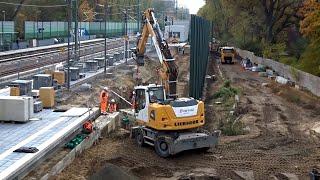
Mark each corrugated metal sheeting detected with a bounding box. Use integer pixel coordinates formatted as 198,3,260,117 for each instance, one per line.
189,15,210,100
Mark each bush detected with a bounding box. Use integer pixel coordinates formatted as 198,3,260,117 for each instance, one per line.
214,80,239,101
219,115,246,136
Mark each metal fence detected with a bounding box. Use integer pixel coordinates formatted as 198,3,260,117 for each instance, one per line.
24,21,139,40
189,15,210,99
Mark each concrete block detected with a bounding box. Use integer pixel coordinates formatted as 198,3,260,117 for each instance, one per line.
0,96,33,122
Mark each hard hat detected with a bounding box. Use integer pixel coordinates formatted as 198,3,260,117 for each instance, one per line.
111,99,115,103
104,87,109,91
132,91,136,94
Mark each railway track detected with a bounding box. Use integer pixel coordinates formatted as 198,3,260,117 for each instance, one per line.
0,38,125,78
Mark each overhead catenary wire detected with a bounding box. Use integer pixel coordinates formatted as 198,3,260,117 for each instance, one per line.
0,1,67,8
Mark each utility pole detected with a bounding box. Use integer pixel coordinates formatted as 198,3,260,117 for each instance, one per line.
124,7,128,64
137,0,140,31
104,2,108,74
67,0,71,90
73,0,79,62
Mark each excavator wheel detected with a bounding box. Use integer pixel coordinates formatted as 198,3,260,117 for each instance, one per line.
135,129,145,147
154,136,171,158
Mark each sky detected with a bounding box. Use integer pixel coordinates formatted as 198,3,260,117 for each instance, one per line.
178,0,205,14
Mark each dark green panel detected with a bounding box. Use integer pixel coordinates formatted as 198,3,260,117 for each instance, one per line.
189,15,210,100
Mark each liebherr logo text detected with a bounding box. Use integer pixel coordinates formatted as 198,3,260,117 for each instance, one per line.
174,120,199,126
179,108,194,113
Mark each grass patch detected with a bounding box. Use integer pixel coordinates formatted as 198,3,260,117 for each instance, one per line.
219,115,246,136
213,80,239,102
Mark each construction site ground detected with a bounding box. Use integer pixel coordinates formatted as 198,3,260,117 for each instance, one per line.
29,51,320,180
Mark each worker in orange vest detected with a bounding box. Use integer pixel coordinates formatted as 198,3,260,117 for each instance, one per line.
108,99,117,113
100,87,109,115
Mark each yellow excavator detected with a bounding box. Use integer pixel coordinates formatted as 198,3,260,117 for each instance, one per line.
131,8,220,157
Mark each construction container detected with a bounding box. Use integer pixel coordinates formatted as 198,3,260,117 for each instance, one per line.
33,74,53,90
10,87,20,96
108,56,114,66
0,96,33,122
9,80,32,96
33,101,43,113
94,57,105,68
53,71,65,85
69,67,80,81
39,87,55,108
85,60,98,72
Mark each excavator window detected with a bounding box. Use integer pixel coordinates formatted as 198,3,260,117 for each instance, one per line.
148,87,164,103
135,89,146,112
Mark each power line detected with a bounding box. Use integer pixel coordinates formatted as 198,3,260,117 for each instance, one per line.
107,3,141,8
0,1,67,8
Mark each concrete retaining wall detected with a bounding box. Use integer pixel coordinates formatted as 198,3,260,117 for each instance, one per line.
39,113,120,180
237,49,320,97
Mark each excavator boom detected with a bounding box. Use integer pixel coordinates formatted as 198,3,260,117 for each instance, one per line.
134,9,178,99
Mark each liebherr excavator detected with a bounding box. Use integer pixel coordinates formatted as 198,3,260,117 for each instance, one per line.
131,8,220,157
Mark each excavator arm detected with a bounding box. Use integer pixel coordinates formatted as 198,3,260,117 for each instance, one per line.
134,8,178,99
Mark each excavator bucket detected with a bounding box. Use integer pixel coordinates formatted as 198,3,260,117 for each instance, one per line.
136,55,145,66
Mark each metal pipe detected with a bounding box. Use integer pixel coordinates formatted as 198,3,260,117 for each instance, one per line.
110,89,132,106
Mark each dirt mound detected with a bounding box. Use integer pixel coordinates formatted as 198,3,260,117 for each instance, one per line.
89,163,139,180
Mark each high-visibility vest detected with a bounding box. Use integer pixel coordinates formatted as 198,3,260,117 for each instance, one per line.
100,91,109,103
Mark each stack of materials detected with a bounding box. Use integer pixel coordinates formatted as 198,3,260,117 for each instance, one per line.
94,57,105,68
39,87,55,108
10,87,20,96
33,74,53,90
85,60,99,72
74,63,84,73
69,67,80,81
9,80,32,96
53,71,65,85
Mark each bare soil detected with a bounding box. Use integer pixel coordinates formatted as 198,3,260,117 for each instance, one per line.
31,53,320,179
